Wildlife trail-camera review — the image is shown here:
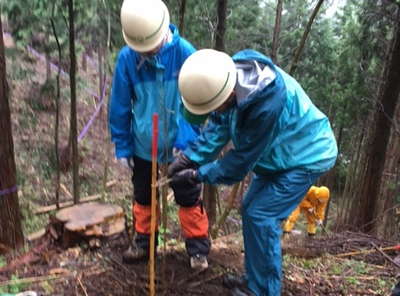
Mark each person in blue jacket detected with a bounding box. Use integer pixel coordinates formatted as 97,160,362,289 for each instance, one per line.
168,49,338,295
109,0,209,270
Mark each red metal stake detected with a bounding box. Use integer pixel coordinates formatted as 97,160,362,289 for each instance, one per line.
149,113,158,296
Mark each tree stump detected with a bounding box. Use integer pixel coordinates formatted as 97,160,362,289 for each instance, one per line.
53,202,125,248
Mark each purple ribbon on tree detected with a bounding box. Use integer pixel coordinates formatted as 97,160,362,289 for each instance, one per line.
0,185,18,197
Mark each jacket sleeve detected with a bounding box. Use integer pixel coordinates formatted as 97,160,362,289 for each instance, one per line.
315,199,329,220
109,51,135,159
299,198,313,210
197,102,281,185
184,112,231,166
174,115,200,150
300,189,315,211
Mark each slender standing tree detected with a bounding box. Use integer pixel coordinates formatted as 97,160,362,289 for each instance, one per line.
289,0,325,75
0,18,24,252
271,0,283,63
215,0,227,51
68,0,80,204
178,0,187,35
202,0,229,229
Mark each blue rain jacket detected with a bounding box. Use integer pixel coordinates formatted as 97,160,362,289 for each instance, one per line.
185,49,338,183
109,25,198,163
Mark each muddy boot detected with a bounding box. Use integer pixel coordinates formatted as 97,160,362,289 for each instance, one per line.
231,287,255,296
122,245,148,264
223,274,247,289
223,274,254,296
230,287,255,296
392,281,400,296
190,254,208,271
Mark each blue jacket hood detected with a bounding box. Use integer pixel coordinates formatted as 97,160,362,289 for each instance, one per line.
184,50,338,184
233,50,278,110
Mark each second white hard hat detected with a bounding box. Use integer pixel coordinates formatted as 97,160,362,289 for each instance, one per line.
120,0,170,53
178,49,237,115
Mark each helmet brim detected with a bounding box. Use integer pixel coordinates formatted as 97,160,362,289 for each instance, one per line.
181,106,209,125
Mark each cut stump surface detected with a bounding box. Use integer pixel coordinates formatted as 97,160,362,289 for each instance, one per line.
54,202,125,246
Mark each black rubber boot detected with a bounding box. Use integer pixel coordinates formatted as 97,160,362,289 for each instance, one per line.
230,287,255,296
223,274,255,296
223,274,247,289
392,281,400,296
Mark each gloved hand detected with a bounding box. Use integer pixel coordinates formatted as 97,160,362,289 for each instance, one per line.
170,168,200,186
119,157,134,169
168,153,198,178
316,219,323,226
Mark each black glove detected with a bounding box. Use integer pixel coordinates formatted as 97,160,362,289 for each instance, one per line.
171,168,201,186
168,153,198,178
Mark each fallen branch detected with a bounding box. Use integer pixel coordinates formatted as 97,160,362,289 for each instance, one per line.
0,241,49,273
34,194,101,214
60,183,73,199
334,256,387,269
176,269,204,287
77,275,89,296
187,271,224,289
27,228,46,241
104,256,137,278
335,244,400,258
105,180,117,188
323,275,376,281
371,242,400,269
0,274,61,287
34,180,117,215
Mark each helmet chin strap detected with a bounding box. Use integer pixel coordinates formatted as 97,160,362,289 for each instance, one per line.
141,28,172,58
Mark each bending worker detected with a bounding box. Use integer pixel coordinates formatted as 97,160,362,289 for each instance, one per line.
283,186,330,236
167,49,338,295
109,0,209,270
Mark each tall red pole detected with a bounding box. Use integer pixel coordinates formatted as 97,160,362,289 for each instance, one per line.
149,113,158,296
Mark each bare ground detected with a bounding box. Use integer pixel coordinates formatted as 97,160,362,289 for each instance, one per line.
0,230,398,295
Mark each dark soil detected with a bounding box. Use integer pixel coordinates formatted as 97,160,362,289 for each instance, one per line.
0,230,398,296
1,233,232,296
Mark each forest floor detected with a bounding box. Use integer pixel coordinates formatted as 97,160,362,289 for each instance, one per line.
1,34,399,295
0,230,398,295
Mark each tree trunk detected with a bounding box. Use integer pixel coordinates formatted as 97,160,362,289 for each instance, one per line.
215,0,227,51
289,0,325,75
377,101,400,238
68,0,80,204
178,0,187,36
354,15,400,233
0,18,24,252
50,18,62,209
203,184,217,229
271,0,283,63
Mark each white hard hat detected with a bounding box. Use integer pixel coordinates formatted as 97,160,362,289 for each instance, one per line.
178,49,237,115
120,0,170,53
